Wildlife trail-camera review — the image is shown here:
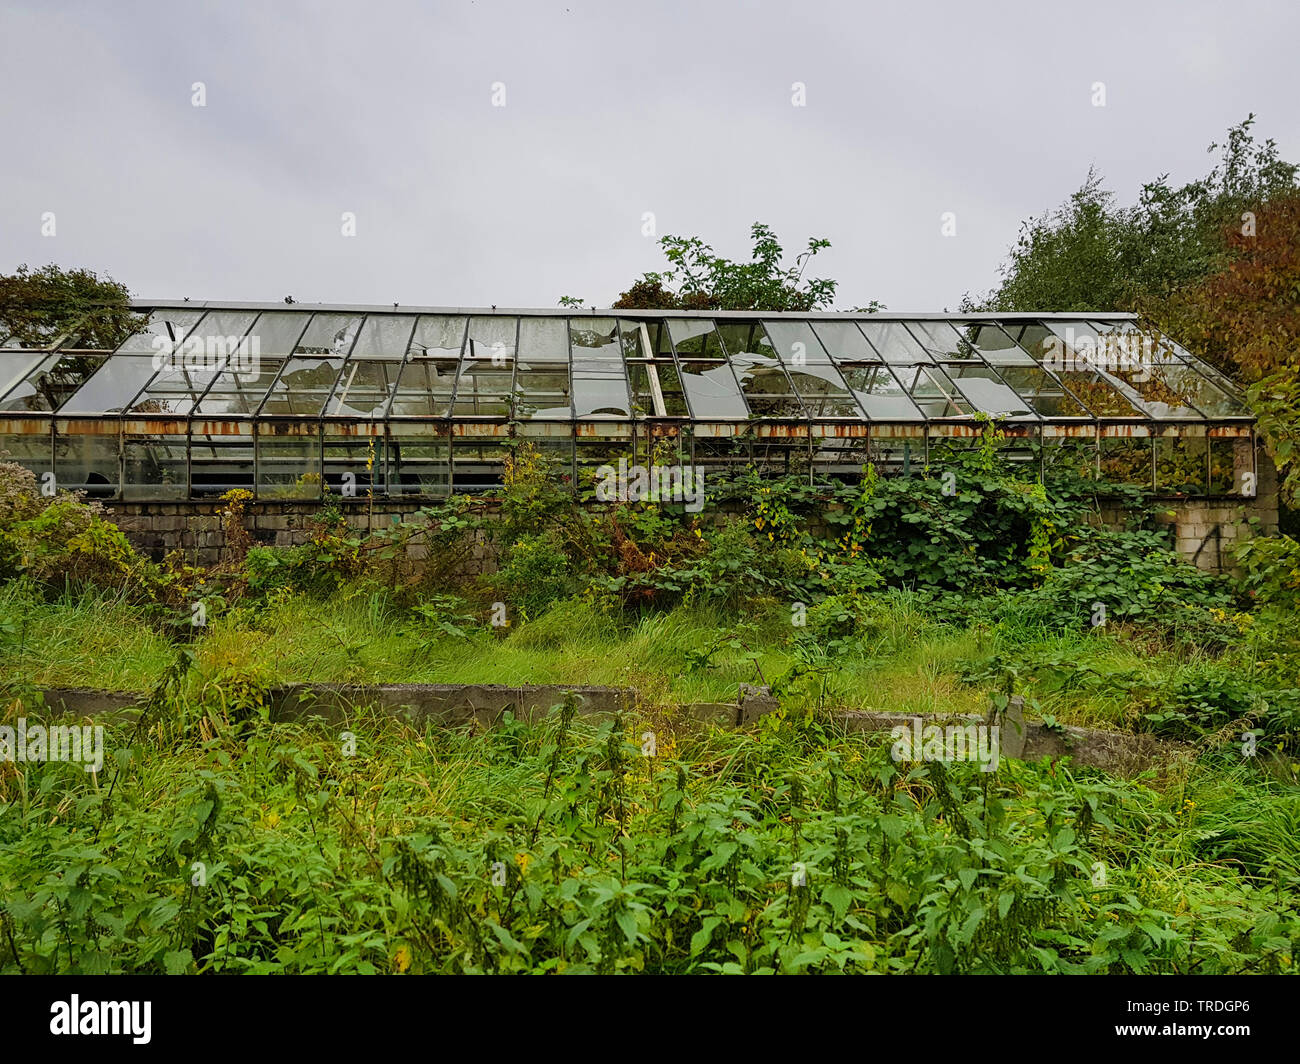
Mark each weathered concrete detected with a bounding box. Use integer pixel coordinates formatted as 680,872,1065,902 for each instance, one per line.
834,708,1182,776
33,683,1189,777
270,683,633,728
37,688,145,717
737,683,780,725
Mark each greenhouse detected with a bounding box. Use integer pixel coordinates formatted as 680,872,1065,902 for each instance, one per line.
0,302,1257,500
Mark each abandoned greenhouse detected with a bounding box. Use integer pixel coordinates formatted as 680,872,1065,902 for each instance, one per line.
0,302,1276,570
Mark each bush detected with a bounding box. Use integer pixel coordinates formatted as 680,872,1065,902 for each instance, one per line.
1232,534,1300,609
484,529,577,620
987,526,1234,637
0,461,150,595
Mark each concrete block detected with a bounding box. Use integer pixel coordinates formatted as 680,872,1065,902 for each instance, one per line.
738,683,779,725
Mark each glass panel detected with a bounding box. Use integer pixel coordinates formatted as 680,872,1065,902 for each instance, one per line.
1210,437,1252,495
517,318,569,363
261,356,346,416
1122,324,1244,400
293,314,362,356
0,354,106,412
390,436,450,496
388,316,466,418
766,321,833,364
730,354,804,416
349,315,416,359
667,319,723,358
1096,322,1249,417
992,366,1089,418
617,320,649,361
325,435,386,497
1156,436,1207,494
628,362,687,417
857,321,934,364
54,434,119,499
0,352,48,398
678,360,749,418
814,321,879,362
838,365,923,420
188,434,253,496
130,354,230,416
194,358,286,417
943,364,1036,419
114,308,206,354
577,440,633,493
451,438,508,492
0,431,52,478
718,323,800,417
786,362,864,418
867,432,922,477
1100,437,1152,488
164,312,258,378
124,434,187,499
513,367,572,419
1014,322,1145,417
1042,436,1099,481
327,359,404,418
408,316,467,359
465,317,516,363
954,322,1038,366
452,361,513,418
61,355,159,414
390,358,458,418
906,321,981,362
715,322,777,361
1043,322,1211,419
894,364,972,417
247,312,312,355
190,312,310,417
1054,371,1144,417
571,319,630,418
257,432,323,499
648,320,674,357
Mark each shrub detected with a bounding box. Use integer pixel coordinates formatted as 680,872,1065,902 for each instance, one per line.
484,529,577,620
0,461,150,595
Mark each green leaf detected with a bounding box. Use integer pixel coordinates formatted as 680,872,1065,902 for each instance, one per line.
163,948,193,975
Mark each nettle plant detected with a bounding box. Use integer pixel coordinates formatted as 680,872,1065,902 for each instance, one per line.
8,698,1295,975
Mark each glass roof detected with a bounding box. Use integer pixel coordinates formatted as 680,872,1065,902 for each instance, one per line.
0,306,1252,426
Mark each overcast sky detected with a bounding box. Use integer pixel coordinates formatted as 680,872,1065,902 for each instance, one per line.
1,0,1296,313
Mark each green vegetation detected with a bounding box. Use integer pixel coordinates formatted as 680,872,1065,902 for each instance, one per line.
3,116,1299,975
2,434,1299,974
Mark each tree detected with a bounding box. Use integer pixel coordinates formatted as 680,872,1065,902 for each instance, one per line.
560,223,850,312
971,116,1298,314
0,264,145,349
970,116,1300,502
973,168,1135,312
1152,191,1300,501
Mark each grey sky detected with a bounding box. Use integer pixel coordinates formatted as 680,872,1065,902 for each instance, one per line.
1,0,1296,312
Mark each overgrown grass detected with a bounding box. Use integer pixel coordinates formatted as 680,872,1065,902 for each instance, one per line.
0,582,1281,737
1,692,1295,974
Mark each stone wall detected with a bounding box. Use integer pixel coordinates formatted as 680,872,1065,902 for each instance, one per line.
107,450,1281,576
1096,448,1280,572
106,498,499,576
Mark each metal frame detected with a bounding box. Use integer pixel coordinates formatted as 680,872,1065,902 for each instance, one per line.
0,304,1257,503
